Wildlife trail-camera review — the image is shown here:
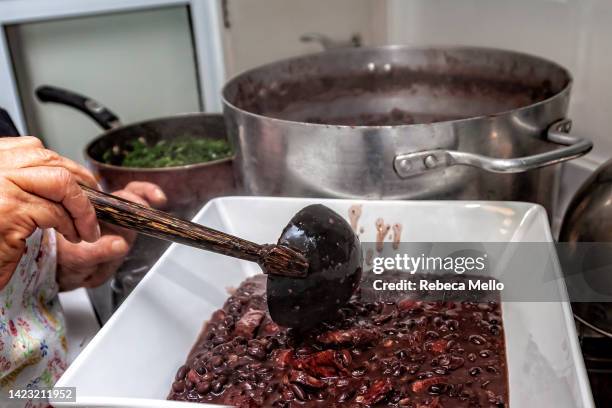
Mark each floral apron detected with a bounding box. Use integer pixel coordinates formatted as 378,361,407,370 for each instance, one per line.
0,229,67,407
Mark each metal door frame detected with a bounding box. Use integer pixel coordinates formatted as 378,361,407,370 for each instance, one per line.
0,0,226,133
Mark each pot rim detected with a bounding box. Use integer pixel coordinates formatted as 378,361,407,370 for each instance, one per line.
221,44,573,130
84,112,234,173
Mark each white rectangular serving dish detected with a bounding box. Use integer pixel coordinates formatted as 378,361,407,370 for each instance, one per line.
54,198,594,408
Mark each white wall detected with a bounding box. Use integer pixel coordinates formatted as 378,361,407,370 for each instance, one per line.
387,0,611,167
7,6,200,163
221,0,386,76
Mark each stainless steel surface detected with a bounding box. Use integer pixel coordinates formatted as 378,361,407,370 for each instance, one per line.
300,32,361,50
560,158,612,338
394,119,591,177
561,158,612,243
223,46,591,215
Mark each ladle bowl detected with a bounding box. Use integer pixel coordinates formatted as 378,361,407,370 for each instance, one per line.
267,204,363,329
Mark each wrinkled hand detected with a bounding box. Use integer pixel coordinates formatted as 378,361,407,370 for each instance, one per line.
56,181,166,291
0,136,100,289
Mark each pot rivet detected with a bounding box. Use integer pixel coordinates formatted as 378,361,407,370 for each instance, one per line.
398,158,412,171
424,155,438,168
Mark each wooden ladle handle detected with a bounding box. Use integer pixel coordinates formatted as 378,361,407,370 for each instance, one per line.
81,185,308,277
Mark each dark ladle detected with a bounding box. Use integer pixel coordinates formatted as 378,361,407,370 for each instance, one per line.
84,188,362,328
268,204,363,329
0,109,361,328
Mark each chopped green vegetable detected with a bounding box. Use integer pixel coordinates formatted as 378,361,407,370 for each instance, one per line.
102,136,232,168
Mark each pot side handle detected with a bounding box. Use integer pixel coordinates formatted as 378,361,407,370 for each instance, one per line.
393,119,593,178
35,85,121,131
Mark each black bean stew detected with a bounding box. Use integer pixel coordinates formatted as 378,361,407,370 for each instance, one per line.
168,273,508,407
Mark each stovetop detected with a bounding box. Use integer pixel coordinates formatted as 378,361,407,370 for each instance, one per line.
576,321,612,406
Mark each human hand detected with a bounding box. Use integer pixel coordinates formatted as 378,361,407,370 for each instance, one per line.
0,136,99,289
56,181,167,291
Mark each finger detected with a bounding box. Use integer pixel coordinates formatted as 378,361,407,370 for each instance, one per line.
57,273,82,292
122,181,167,208
56,233,129,290
0,147,98,188
58,234,130,268
5,167,100,242
112,189,150,207
99,222,136,245
0,136,43,151
83,260,123,288
102,189,149,243
56,234,94,291
19,191,79,243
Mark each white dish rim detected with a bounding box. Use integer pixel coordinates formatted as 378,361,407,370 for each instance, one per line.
53,197,594,408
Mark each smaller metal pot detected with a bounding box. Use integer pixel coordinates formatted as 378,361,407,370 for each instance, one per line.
560,158,612,338
36,86,235,217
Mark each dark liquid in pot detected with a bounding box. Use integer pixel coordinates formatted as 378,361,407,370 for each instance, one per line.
303,109,465,126
232,66,559,127
168,272,508,407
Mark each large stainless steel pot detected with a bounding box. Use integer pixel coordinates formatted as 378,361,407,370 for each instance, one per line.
222,46,592,215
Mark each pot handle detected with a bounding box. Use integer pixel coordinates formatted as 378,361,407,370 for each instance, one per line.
0,108,20,136
35,85,121,130
393,119,593,178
